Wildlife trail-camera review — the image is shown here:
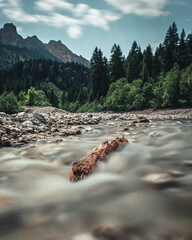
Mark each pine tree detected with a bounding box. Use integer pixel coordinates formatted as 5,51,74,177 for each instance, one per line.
163,22,179,72
124,41,143,83
178,28,188,68
110,44,125,82
89,47,109,101
153,43,164,77
141,44,153,81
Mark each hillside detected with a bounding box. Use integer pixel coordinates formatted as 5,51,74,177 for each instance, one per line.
0,23,89,69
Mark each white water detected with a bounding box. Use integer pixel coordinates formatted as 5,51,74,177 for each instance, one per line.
0,120,192,239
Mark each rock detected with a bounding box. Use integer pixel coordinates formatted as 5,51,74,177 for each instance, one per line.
182,160,192,166
67,130,81,136
70,137,128,182
0,112,6,117
32,118,41,125
142,173,177,188
50,128,59,133
2,140,13,147
33,112,46,123
123,127,129,131
13,143,25,148
22,121,34,128
131,117,150,123
86,127,93,132
17,112,26,119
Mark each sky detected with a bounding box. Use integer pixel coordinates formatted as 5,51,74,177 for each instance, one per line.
0,0,192,60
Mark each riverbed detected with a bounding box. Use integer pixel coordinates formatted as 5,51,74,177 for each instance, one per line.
0,117,192,240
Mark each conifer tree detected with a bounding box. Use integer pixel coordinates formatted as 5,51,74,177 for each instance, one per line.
110,44,125,82
153,43,164,77
178,28,188,68
124,41,143,83
141,44,153,81
89,47,109,101
163,22,179,72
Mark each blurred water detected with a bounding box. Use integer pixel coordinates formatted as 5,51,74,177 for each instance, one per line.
0,120,192,239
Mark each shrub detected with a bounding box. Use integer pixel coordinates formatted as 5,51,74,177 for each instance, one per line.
0,92,20,114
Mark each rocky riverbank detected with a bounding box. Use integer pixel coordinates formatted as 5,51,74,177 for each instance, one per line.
1,107,192,147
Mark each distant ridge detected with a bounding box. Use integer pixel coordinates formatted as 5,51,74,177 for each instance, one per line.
0,23,90,69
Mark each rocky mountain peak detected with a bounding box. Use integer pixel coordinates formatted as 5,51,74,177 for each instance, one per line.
0,23,23,46
3,23,17,33
0,23,89,67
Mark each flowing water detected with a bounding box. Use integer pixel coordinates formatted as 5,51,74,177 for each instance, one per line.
0,120,192,239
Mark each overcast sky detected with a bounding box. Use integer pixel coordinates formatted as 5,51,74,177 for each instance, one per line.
0,0,192,60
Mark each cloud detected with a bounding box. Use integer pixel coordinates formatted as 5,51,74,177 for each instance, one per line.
17,26,23,34
35,0,73,12
0,0,168,39
67,25,82,39
3,8,38,23
104,0,169,17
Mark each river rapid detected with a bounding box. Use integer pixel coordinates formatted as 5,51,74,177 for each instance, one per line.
0,119,192,240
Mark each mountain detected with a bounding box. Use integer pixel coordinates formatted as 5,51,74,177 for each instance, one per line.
46,40,90,67
0,23,89,69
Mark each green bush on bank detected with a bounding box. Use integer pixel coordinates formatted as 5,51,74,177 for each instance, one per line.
0,92,20,114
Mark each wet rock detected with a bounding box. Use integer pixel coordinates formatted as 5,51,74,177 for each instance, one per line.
86,127,93,132
70,137,128,182
142,173,177,188
67,130,81,136
122,127,129,131
2,140,13,147
131,117,150,124
13,143,26,148
182,160,192,167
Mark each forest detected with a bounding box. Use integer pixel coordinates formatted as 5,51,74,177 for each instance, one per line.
0,22,192,113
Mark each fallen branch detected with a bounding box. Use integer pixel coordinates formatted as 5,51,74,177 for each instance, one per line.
69,137,128,182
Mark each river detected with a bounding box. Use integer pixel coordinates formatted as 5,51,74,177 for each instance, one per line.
0,119,192,240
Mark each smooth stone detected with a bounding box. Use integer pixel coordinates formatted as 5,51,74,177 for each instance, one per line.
142,173,176,187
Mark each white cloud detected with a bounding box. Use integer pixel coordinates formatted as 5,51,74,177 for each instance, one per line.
67,25,82,39
35,0,73,12
0,0,169,39
104,0,168,17
3,8,38,23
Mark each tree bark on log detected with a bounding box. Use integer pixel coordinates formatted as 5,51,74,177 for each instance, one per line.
69,137,128,182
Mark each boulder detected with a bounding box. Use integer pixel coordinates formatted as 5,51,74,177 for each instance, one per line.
33,112,46,123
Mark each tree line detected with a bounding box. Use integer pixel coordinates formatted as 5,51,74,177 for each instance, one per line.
0,22,192,113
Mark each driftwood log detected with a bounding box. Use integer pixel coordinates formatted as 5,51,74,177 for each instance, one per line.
69,137,128,182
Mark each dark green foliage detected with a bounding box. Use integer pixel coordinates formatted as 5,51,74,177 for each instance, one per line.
110,44,125,82
161,63,180,108
179,63,192,106
0,92,20,113
124,41,143,83
142,45,153,81
0,43,56,70
163,22,179,72
0,59,90,110
0,22,192,112
89,47,109,100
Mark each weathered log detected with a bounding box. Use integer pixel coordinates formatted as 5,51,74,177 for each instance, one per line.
69,137,128,182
